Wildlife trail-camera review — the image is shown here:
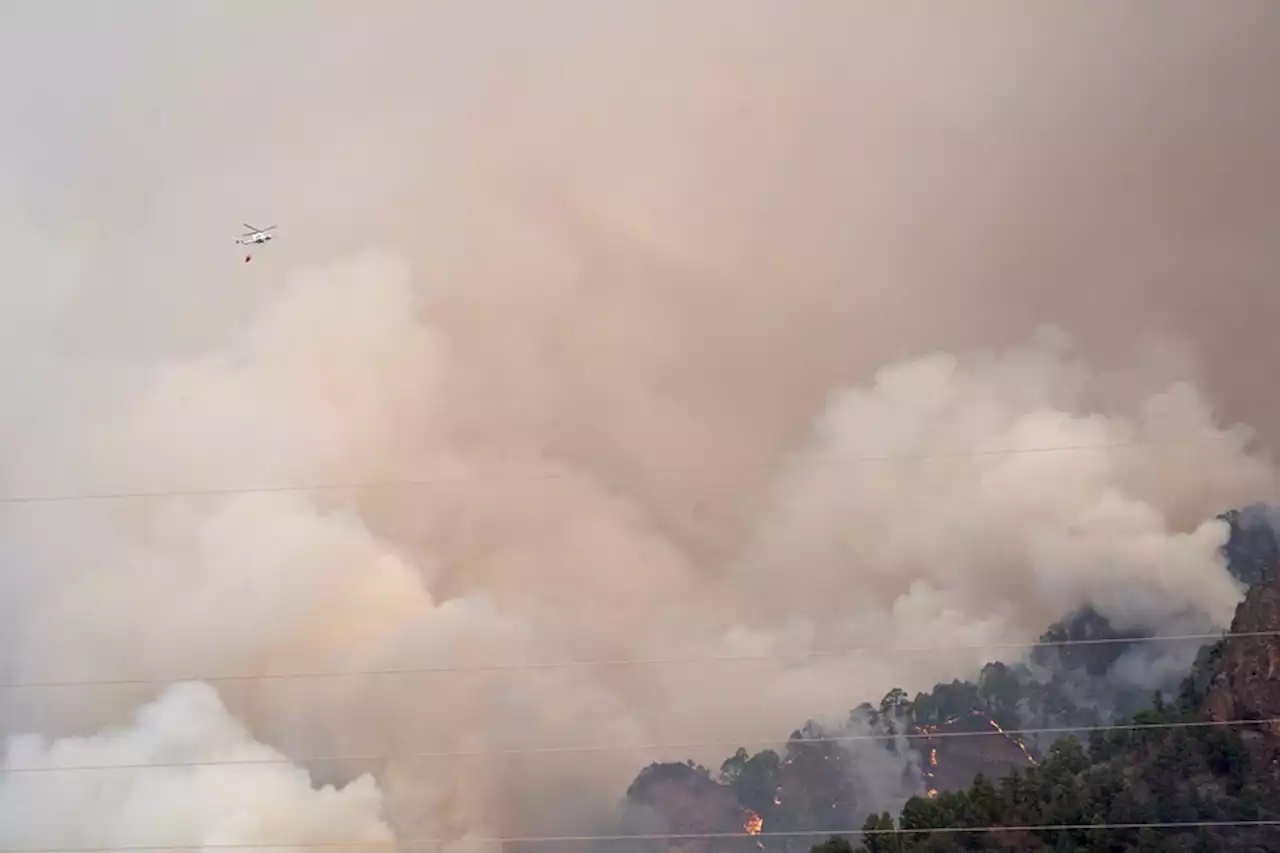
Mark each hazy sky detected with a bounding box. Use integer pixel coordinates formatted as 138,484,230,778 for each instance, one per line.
2,2,1279,847
1,2,1278,461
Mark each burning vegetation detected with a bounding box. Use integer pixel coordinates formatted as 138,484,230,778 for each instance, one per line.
622,509,1279,852
625,702,1039,853
624,761,763,853
914,710,1038,795
624,607,1172,849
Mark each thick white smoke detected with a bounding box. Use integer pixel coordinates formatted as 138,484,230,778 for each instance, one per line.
0,682,394,853
738,334,1267,638
3,1,1280,848
1,257,1274,846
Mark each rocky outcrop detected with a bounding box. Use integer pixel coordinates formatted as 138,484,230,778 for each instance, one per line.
1204,562,1280,792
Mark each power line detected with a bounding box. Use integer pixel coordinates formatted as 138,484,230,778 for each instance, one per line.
0,820,1276,850
3,716,1274,774
0,435,1239,506
1,629,1271,690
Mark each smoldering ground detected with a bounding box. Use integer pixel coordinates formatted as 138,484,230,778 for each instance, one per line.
2,1,1280,849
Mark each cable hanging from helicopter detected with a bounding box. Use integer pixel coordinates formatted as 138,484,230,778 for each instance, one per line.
235,222,277,263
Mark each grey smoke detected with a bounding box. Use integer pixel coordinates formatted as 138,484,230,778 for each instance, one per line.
1,1,1279,846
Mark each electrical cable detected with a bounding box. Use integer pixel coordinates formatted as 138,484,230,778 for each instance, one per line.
0,629,1270,690
1,716,1274,774
0,819,1276,850
0,435,1239,506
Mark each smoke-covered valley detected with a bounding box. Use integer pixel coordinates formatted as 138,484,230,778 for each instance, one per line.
2,2,1280,851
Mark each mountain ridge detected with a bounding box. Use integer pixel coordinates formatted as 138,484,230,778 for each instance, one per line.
619,505,1279,853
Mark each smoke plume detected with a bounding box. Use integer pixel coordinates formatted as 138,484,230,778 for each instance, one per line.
0,683,394,853
2,0,1279,846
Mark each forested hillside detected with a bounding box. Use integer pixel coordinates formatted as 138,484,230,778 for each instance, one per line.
623,506,1280,853
812,553,1280,852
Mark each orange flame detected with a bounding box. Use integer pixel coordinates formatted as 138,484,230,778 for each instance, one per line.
744,811,763,835
986,716,1039,766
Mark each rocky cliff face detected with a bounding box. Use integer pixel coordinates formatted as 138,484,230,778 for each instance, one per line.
1204,562,1280,793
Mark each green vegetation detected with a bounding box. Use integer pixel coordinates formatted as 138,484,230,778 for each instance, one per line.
809,640,1278,853
626,506,1278,853
644,601,1235,851
798,508,1280,853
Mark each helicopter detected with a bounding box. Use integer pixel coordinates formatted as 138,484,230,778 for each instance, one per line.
235,223,277,263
